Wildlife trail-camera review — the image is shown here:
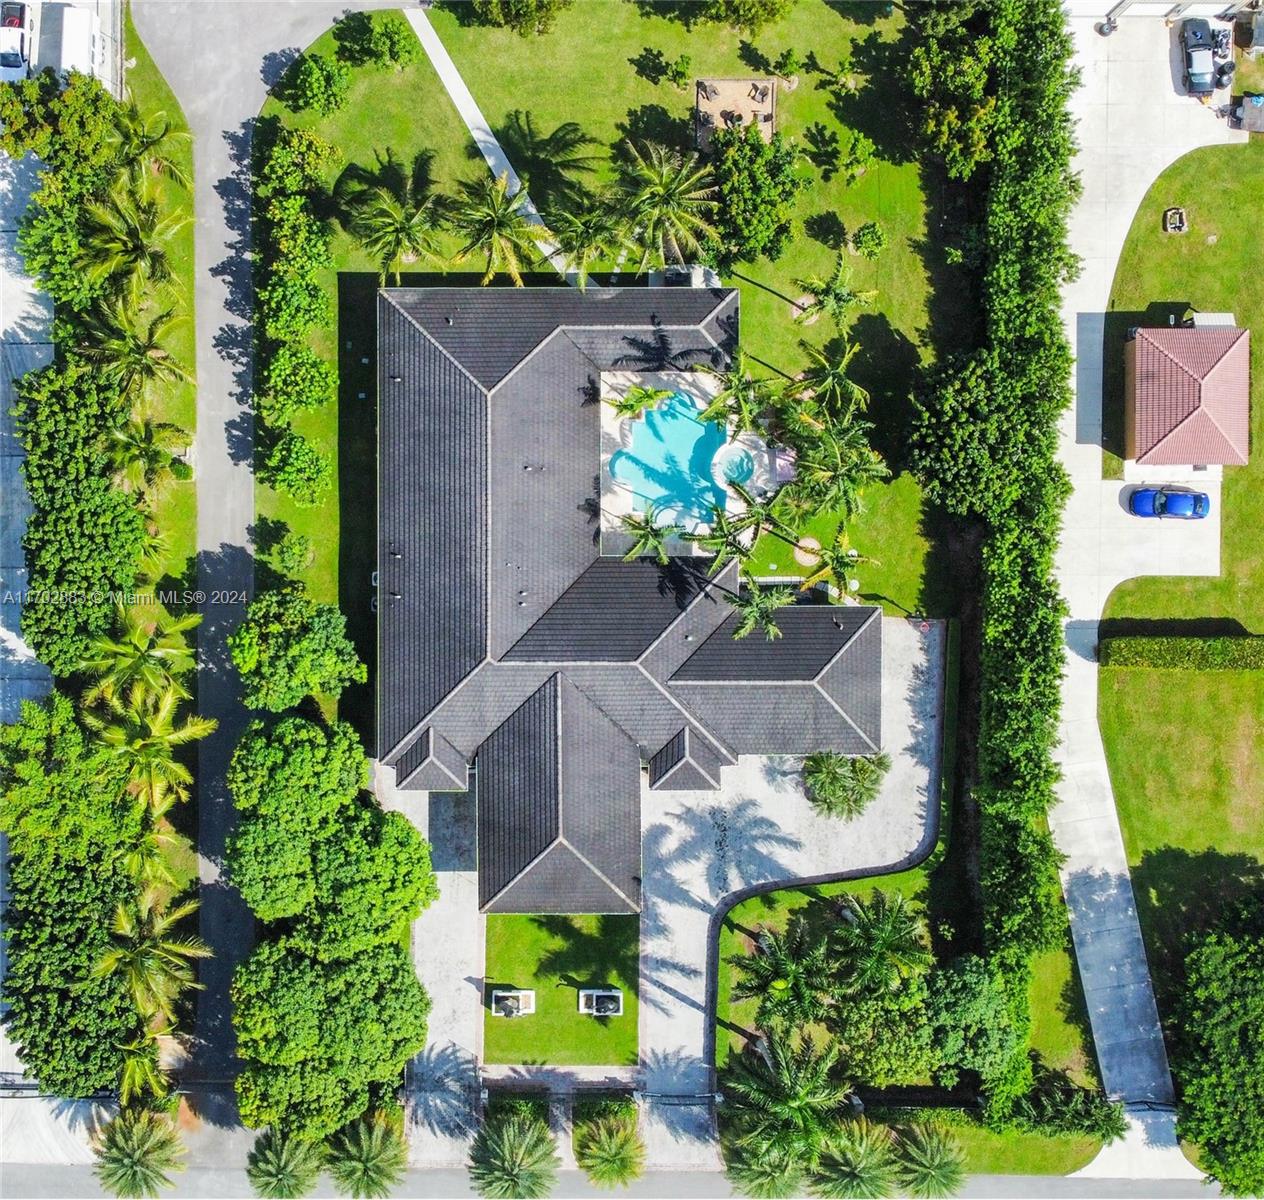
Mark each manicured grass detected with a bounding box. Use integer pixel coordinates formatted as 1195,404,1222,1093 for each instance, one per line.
124,5,197,589
1101,141,1264,630
483,914,639,1067
952,1122,1101,1176
1099,666,1264,1020
1028,944,1097,1088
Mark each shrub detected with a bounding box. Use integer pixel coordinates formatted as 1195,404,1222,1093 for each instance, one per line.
851,220,888,259
1011,1063,1127,1142
94,1110,186,1200
700,0,796,35
247,1128,324,1200
273,529,314,577
468,1112,560,1199
574,1114,646,1189
1100,636,1264,671
927,956,1024,1088
709,124,805,265
666,53,692,90
288,53,350,116
840,128,876,185
258,344,337,427
812,1120,898,1200
256,126,340,200
469,0,573,36
802,750,891,820
258,273,329,341
366,14,419,69
261,429,332,506
326,1115,408,1199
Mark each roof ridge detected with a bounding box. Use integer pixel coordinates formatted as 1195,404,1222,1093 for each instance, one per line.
555,834,641,911
382,292,489,394
1144,404,1237,461
811,606,881,683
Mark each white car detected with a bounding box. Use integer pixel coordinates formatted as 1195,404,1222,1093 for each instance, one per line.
0,2,34,82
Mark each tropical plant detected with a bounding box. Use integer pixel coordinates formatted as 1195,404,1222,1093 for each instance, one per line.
622,140,717,268
709,124,804,265
76,300,189,400
700,350,774,438
797,530,879,599
851,221,888,260
802,751,891,820
574,1115,646,1189
789,419,889,518
726,583,797,641
78,185,184,297
552,197,630,290
349,178,446,285
812,1119,898,1200
257,344,336,427
84,682,217,813
833,891,932,994
726,1143,805,1199
120,818,187,893
470,0,574,36
93,893,211,1024
794,254,876,325
326,1115,408,1199
685,506,752,576
451,172,552,286
609,383,672,421
729,913,832,1027
288,53,350,116
94,1109,186,1200
108,418,189,497
78,606,199,705
262,428,333,507
792,338,869,415
117,1026,168,1105
726,481,792,541
619,507,682,565
894,1125,966,1199
247,1128,324,1200
468,1112,560,1199
108,95,190,189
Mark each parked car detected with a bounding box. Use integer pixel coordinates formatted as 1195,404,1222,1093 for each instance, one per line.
0,2,33,83
1180,18,1217,96
1128,486,1211,520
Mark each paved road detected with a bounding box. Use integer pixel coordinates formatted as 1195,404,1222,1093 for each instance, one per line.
131,0,395,1121
1051,14,1245,1175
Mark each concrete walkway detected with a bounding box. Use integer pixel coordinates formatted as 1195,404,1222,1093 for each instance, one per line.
1051,14,1245,1173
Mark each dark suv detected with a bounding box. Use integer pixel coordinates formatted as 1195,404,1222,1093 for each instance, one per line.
1181,18,1216,96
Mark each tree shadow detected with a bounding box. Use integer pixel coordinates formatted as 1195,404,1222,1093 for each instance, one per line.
804,121,843,181
738,40,771,73
616,103,694,157
823,0,884,25
630,46,669,85
847,312,919,471
493,110,603,214
529,914,640,991
824,26,918,167
1097,615,1251,639
1099,302,1191,462
803,211,848,250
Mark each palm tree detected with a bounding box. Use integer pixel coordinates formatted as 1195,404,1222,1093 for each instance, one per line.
136,521,171,585
833,891,932,994
686,506,752,576
791,420,890,518
78,186,185,297
327,1116,407,1199
727,583,797,641
120,821,186,892
77,300,190,401
574,1116,646,1189
84,682,217,813
894,1125,966,1199
349,182,445,285
727,481,795,542
620,508,682,564
247,1129,324,1200
451,173,553,286
117,1026,169,1105
802,751,892,820
794,254,876,326
729,913,832,1028
792,338,870,415
797,530,880,598
608,383,672,420
723,1031,849,1165
622,140,717,268
468,1113,559,1200
94,894,211,1024
108,95,191,189
700,351,774,438
94,1109,185,1200
726,1143,806,1199
812,1119,899,1199
500,110,603,211
79,606,200,706
552,196,630,290
109,418,189,497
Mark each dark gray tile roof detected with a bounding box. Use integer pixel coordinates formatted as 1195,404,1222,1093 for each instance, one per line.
397,728,468,792
477,674,641,914
648,727,723,791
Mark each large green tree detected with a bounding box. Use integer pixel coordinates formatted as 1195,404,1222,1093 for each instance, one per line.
708,124,804,266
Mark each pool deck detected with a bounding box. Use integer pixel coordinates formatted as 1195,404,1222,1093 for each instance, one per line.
599,370,774,558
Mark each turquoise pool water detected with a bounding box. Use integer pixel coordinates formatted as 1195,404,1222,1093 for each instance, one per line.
608,390,753,525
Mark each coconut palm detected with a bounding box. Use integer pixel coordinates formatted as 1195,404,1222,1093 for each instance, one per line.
727,481,795,542
729,913,832,1028
792,338,870,415
797,530,880,598
812,1119,899,1199
552,195,631,290
78,186,185,297
136,521,171,585
327,1116,407,1200
451,172,553,286
117,1026,169,1105
108,418,189,497
77,300,190,401
500,109,603,211
247,1128,324,1200
794,254,876,326
726,583,797,641
349,181,446,285
83,681,217,813
833,891,932,994
93,894,211,1024
620,508,682,564
79,606,199,706
468,1113,559,1200
685,506,752,576
120,820,186,892
894,1125,966,1199
608,383,672,421
574,1115,646,1189
791,420,889,519
94,1109,185,1200
622,140,717,268
700,351,774,439
803,751,892,821
108,95,191,189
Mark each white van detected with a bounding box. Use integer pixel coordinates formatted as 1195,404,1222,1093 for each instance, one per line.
56,3,97,77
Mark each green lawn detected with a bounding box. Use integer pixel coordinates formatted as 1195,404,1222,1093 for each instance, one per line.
483,914,640,1067
1101,141,1264,630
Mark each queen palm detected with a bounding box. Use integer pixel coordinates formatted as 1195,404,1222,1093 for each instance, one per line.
729,914,832,1028
94,894,210,1025
552,196,631,290
728,481,795,542
894,1125,965,1199
94,1109,185,1200
726,582,797,641
468,1112,559,1200
108,96,191,190
77,300,189,401
623,140,717,268
327,1116,408,1199
620,508,681,564
84,681,217,813
793,337,870,415
349,181,446,285
812,1119,899,1199
108,418,189,497
79,606,199,705
118,1026,169,1105
247,1129,324,1200
700,351,774,438
792,420,890,519
833,891,932,994
120,820,186,892
609,383,672,420
685,506,752,576
452,172,553,286
78,186,185,296
794,254,877,326
798,530,880,598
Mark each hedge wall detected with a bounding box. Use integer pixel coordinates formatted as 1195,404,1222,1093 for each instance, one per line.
1101,637,1264,671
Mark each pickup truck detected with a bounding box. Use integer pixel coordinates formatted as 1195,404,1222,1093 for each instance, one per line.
0,2,33,83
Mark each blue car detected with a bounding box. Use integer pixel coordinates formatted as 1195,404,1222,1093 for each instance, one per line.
1128,486,1211,519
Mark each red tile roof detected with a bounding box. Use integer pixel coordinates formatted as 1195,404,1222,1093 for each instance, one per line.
1130,327,1250,465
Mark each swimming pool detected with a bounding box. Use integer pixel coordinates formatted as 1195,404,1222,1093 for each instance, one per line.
607,390,752,526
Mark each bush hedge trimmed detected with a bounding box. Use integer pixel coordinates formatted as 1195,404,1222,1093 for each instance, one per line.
1100,636,1264,671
